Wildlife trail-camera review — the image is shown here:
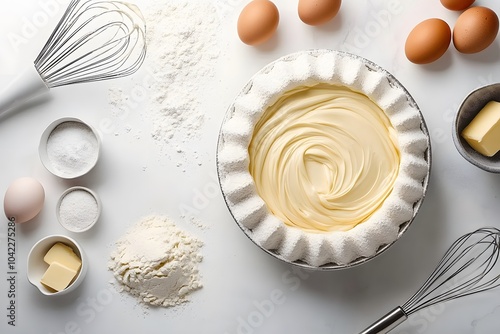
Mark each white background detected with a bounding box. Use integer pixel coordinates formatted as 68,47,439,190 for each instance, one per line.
1,0,500,333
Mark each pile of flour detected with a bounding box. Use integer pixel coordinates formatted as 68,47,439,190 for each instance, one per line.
108,215,203,307
108,0,221,169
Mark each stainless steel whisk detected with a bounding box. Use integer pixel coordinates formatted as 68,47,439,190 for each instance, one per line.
0,0,146,114
359,227,500,334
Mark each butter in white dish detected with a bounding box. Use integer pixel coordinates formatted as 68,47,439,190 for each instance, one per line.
40,242,82,292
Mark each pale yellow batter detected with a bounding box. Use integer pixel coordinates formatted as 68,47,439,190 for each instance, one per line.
248,84,401,233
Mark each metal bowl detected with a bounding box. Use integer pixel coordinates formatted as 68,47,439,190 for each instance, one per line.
453,83,500,173
217,50,431,270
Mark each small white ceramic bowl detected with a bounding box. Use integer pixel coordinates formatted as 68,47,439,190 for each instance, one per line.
453,83,500,173
39,117,101,179
27,234,88,296
56,186,101,233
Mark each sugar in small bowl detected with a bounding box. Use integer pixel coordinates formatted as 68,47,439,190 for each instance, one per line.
39,118,100,179
57,186,101,233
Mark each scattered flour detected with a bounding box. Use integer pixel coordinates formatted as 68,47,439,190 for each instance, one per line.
108,215,203,307
108,0,221,169
187,215,209,230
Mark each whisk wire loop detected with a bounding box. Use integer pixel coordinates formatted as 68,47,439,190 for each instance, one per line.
0,0,146,115
402,228,500,315
34,0,146,88
360,228,500,334
48,23,129,83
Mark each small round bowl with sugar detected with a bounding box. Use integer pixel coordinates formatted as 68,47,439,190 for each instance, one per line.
27,234,88,296
56,186,101,233
39,117,101,179
453,83,500,173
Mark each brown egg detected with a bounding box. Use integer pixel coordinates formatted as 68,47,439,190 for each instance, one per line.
298,0,341,26
453,6,499,54
440,0,475,11
405,18,451,64
237,0,280,46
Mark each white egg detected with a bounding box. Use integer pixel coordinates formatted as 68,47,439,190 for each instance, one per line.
4,177,45,223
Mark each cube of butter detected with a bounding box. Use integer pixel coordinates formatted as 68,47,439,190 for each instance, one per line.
44,242,81,272
462,101,500,157
40,262,78,292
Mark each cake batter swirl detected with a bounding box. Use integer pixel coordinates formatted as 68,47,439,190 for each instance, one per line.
248,84,401,232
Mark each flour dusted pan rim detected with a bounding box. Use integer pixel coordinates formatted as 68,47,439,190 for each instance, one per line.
216,50,431,270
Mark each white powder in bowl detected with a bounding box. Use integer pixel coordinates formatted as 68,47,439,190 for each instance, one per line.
108,215,203,307
58,187,100,232
46,121,99,178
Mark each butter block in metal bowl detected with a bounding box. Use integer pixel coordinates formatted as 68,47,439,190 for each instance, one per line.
453,83,500,173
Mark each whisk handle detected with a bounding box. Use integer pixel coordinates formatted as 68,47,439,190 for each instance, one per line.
0,65,49,115
358,307,408,334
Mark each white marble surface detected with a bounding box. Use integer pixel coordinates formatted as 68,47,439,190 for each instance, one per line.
1,0,500,333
